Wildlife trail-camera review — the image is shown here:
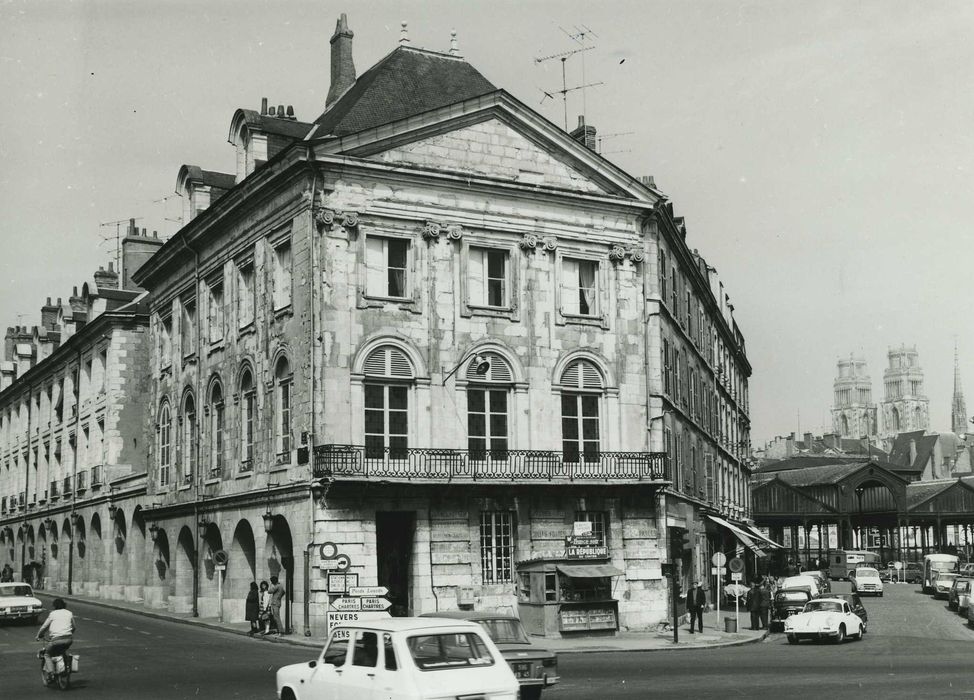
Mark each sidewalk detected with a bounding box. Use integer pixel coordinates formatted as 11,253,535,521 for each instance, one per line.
39,592,767,654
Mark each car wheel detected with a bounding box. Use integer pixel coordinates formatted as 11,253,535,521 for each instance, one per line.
835,625,846,644
787,634,799,645
280,689,296,700
857,624,864,640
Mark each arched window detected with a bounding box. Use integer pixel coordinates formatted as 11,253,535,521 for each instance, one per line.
182,392,196,484
841,415,849,436
209,381,224,475
158,401,172,486
363,345,414,459
274,356,292,462
891,407,900,432
559,359,604,463
465,352,513,459
240,367,255,469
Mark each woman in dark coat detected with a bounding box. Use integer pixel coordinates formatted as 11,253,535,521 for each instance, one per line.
245,582,260,636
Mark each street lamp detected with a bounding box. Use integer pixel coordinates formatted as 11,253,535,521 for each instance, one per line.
148,523,160,543
441,353,491,384
263,511,275,534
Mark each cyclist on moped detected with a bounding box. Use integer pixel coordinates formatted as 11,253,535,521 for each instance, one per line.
36,598,76,668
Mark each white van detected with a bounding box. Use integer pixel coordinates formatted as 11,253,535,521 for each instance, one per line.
780,575,821,599
922,554,959,594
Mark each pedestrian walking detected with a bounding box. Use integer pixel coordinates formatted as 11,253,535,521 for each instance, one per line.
268,575,286,637
245,582,260,636
685,581,706,634
258,580,273,635
746,581,761,630
758,582,772,630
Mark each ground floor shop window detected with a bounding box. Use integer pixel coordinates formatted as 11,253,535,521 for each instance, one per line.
481,511,515,583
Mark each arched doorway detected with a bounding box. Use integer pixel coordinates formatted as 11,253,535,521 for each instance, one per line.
173,526,196,614
110,509,129,599
35,524,48,589
74,515,87,594
148,528,171,609
88,513,103,595
263,515,293,634
199,522,224,618
227,519,257,623
61,519,73,593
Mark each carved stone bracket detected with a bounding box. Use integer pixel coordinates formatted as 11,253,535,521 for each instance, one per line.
422,221,464,243
421,221,442,241
609,245,645,265
519,233,558,253
314,207,359,232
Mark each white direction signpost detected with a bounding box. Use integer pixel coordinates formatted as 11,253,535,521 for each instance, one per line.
360,597,392,612
348,586,389,598
326,611,392,638
331,597,362,612
328,582,392,636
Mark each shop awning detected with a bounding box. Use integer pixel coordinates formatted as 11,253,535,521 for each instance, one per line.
706,514,767,558
740,523,785,549
556,563,624,578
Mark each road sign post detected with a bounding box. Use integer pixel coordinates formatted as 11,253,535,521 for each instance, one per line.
711,552,727,632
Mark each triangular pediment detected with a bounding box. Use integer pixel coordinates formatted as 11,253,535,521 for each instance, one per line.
909,480,974,514
752,478,837,515
365,117,610,195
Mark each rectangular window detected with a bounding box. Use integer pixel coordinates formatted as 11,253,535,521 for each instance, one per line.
272,240,292,310
480,511,514,583
211,403,224,474
242,390,255,466
574,511,608,547
366,236,409,298
364,383,408,459
352,631,379,668
561,392,600,463
180,300,196,358
659,249,668,301
277,379,292,459
670,267,678,312
237,262,255,328
467,388,508,458
160,314,173,367
183,411,196,481
469,247,509,307
562,258,598,316
663,340,671,395
208,281,224,344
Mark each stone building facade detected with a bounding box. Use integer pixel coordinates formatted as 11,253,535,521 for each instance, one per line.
4,14,753,638
881,345,929,438
0,247,159,600
831,355,879,439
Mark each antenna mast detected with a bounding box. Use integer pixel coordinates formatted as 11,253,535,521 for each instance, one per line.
99,217,141,272
535,45,603,131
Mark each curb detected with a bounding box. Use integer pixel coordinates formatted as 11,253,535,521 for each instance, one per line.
39,592,769,654
36,592,322,650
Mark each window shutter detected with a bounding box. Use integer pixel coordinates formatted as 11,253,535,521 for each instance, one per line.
366,237,385,296
465,351,513,383
560,359,604,389
469,248,485,306
561,259,579,314
561,361,580,388
364,346,414,379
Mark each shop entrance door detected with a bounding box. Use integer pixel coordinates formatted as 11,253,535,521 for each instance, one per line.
376,511,415,616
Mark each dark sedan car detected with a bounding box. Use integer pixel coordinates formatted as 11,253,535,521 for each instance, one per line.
828,592,868,626
773,588,813,621
422,611,558,700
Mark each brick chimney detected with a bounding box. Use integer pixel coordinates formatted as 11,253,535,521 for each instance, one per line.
41,297,59,330
326,13,356,108
94,262,119,290
122,228,164,291
804,432,814,449
569,115,597,151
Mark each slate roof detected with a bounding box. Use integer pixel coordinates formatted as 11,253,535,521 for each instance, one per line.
774,462,874,487
234,110,314,141
312,46,497,138
755,455,913,476
887,431,938,470
181,166,236,192
905,480,956,509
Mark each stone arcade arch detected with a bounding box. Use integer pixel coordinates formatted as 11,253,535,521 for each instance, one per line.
199,522,224,618
87,512,103,596
128,507,148,601
263,515,293,633
73,516,87,594
172,526,196,614
37,523,50,589
226,519,257,623
60,518,72,592
109,509,129,599
147,527,171,609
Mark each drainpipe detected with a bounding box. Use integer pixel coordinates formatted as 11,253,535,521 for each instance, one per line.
304,155,319,637
179,234,202,618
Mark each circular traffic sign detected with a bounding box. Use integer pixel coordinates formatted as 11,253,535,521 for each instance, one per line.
334,553,351,572
728,557,745,574
319,542,338,559
893,561,903,570
711,552,727,568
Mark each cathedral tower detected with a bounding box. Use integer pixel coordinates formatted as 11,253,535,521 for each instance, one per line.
881,345,929,438
951,343,967,435
831,355,878,438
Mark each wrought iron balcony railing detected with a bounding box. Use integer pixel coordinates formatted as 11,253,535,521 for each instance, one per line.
313,444,668,483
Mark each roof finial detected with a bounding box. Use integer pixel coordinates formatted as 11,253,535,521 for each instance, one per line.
399,21,410,46
449,29,459,56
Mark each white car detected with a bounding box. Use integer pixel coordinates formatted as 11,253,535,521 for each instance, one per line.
276,617,519,700
784,598,866,644
0,582,44,624
932,572,958,599
850,567,884,597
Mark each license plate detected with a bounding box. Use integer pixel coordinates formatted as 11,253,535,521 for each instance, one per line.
512,663,532,679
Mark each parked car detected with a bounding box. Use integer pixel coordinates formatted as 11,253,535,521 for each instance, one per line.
947,577,972,612
276,618,519,700
421,611,557,700
828,593,868,627
960,563,974,577
784,598,866,644
801,569,831,595
850,567,884,597
0,582,43,624
932,572,959,599
968,596,974,627
773,588,814,622
904,562,923,584
779,575,821,598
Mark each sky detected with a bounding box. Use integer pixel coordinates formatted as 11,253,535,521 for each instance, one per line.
1,0,972,445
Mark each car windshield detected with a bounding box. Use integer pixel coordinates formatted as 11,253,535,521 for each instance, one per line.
408,632,495,671
0,584,32,597
476,618,530,644
804,601,842,613
938,574,957,582
777,591,808,602
931,562,958,572
855,569,879,578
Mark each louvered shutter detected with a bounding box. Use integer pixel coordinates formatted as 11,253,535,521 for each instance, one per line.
363,346,414,379
464,352,513,383
468,248,485,306
366,237,386,296
560,360,604,390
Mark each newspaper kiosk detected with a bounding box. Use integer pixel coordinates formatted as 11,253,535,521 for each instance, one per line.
516,559,623,637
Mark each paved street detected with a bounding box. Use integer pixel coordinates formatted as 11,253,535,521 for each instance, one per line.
1,581,972,699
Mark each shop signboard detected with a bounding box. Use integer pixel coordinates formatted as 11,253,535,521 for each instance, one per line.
565,535,608,559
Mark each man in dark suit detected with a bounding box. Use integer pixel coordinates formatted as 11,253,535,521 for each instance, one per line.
686,581,707,633
746,581,762,630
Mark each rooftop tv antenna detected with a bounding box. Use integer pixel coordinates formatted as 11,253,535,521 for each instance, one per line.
99,217,142,272
596,130,634,155
562,25,599,120
535,43,603,131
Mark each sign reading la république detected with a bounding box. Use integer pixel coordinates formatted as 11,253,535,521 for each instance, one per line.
564,535,608,559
